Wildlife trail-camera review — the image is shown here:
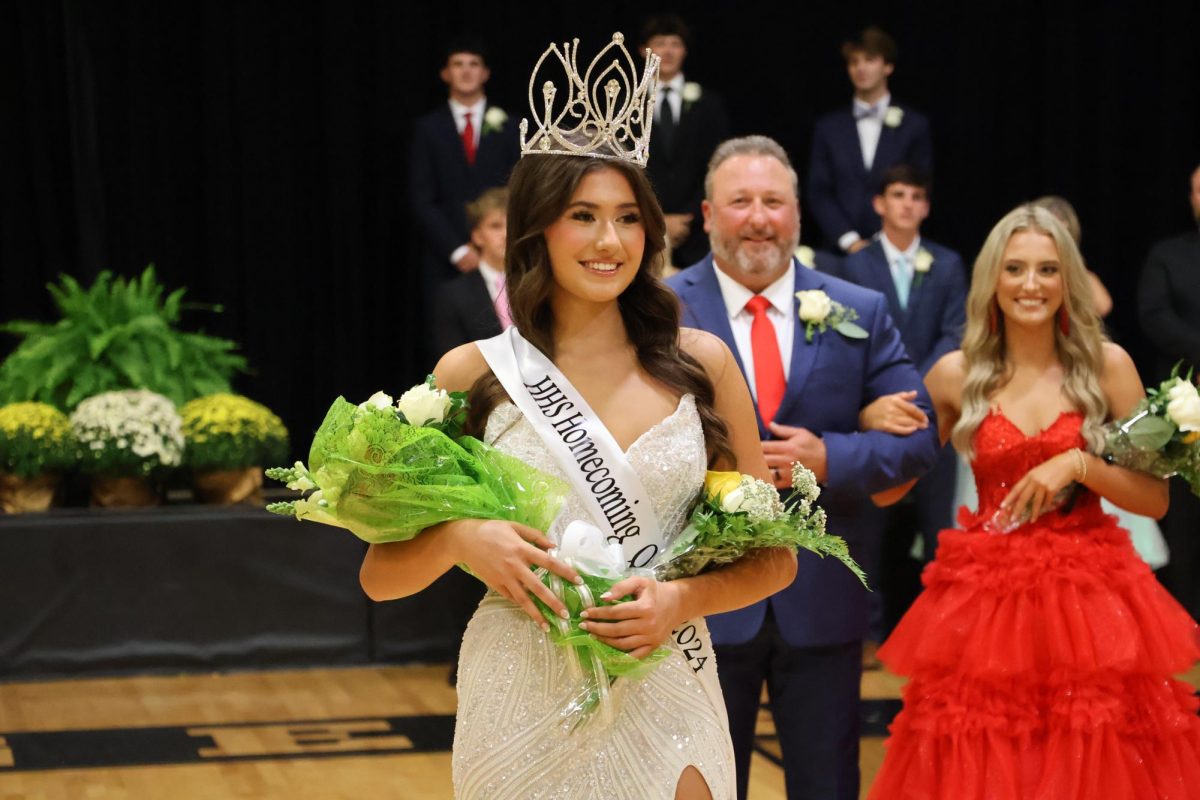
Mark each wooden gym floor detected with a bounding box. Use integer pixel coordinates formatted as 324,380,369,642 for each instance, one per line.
1,662,1197,799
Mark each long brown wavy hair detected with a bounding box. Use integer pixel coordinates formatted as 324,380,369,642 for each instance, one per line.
465,154,733,466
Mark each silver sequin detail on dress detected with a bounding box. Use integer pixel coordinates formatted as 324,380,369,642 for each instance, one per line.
452,394,735,799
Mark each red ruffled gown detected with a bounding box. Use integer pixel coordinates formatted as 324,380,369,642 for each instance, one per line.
870,409,1200,799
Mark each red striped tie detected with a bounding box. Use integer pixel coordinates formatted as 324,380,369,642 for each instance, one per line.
745,295,786,425
462,112,476,166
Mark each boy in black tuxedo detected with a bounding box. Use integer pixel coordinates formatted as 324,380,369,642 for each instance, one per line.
640,15,730,268
409,37,519,289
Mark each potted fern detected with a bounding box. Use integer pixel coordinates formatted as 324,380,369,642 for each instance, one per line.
0,402,75,512
0,266,247,410
180,394,289,504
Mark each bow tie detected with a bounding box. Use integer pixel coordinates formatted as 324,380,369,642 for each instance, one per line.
854,104,882,120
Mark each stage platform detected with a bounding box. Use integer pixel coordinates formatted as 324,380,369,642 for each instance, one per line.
0,504,459,679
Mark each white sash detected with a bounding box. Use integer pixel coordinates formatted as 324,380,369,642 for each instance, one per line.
476,328,725,724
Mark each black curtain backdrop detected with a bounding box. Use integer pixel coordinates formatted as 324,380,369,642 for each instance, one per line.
5,0,1199,454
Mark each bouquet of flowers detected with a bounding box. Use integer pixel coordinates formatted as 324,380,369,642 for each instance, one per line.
987,365,1200,533
70,389,184,476
534,461,865,729
1102,365,1200,492
269,378,863,731
0,402,76,478
181,393,289,471
266,379,567,542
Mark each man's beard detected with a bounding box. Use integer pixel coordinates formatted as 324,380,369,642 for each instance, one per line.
709,226,800,278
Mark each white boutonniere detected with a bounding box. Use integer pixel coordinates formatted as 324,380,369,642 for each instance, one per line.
482,106,508,135
795,290,869,343
912,247,934,289
794,245,817,270
681,81,702,109
883,106,904,128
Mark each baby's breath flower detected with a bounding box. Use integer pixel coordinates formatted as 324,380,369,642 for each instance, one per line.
791,463,820,502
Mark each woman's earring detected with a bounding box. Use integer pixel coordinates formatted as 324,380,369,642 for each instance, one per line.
989,302,999,335
1058,306,1070,337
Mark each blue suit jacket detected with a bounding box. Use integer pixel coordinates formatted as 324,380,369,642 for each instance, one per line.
806,103,933,248
832,238,966,376
667,256,939,646
408,104,519,284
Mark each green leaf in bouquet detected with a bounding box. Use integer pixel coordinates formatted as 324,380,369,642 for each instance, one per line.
1127,414,1176,450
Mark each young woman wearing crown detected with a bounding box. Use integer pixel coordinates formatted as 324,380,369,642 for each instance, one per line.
360,34,795,799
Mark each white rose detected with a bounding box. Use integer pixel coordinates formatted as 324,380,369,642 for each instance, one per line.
681,81,702,103
358,391,394,411
884,106,904,128
396,383,452,426
721,486,747,513
795,290,833,323
914,249,934,273
1166,380,1200,432
484,106,508,129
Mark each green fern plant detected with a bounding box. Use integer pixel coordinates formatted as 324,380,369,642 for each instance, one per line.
0,266,248,410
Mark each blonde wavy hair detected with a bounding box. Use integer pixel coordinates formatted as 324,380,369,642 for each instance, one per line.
952,205,1108,458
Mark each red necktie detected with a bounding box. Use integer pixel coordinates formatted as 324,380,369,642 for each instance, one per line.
746,295,786,425
462,112,476,166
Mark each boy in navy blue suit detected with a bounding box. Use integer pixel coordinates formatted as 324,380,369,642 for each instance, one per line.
832,165,966,637
408,37,519,289
807,27,933,255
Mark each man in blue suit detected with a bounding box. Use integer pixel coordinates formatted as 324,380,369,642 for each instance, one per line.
807,27,932,255
667,136,939,800
409,37,519,289
829,164,966,637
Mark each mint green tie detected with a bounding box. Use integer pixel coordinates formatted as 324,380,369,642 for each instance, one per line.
893,255,912,310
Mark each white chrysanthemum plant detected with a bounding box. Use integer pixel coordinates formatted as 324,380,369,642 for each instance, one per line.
70,389,185,477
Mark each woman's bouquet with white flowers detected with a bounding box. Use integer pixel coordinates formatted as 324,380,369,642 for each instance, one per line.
653,463,866,584
70,389,184,476
266,378,567,542
1103,364,1200,494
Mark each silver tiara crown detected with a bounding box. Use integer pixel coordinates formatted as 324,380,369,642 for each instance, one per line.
520,32,661,167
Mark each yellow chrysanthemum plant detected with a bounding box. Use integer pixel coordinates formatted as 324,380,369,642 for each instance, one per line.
0,402,75,512
181,394,289,503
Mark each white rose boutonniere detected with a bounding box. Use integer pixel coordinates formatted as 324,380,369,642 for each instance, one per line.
795,290,869,343
794,245,817,270
482,106,508,135
681,81,702,108
912,248,934,289
884,106,904,128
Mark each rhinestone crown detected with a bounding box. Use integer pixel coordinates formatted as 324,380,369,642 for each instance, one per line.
520,33,661,167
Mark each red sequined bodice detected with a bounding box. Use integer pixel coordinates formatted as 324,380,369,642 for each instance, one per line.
959,408,1102,530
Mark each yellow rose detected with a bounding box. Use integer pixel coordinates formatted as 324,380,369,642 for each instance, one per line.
704,470,743,499
1184,431,1200,445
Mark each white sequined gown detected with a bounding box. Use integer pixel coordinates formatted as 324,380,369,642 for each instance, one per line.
452,395,736,799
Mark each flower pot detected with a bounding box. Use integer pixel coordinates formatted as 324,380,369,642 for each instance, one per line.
90,475,161,508
193,466,263,505
0,472,59,513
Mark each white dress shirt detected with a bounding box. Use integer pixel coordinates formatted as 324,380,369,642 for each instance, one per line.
448,97,486,149
711,260,796,399
477,261,504,302
853,92,890,171
655,73,685,124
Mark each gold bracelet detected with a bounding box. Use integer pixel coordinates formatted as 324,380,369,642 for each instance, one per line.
1072,448,1088,484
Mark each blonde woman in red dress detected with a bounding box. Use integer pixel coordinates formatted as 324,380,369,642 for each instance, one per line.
869,204,1200,799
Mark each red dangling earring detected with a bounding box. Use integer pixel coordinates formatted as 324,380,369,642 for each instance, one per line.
988,302,999,335
1058,306,1070,337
